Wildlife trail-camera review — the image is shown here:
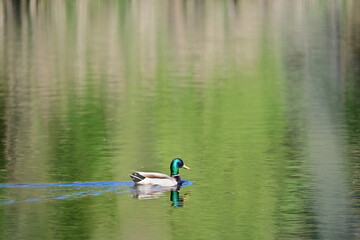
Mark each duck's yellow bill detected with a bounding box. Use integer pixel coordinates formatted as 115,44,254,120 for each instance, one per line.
183,165,190,170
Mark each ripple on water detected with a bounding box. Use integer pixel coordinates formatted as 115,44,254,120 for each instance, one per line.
0,180,193,205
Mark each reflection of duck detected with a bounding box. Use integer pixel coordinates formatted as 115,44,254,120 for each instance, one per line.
131,185,189,208
171,190,186,208
129,158,190,187
131,185,178,199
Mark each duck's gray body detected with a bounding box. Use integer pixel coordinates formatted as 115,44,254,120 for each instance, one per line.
129,171,179,186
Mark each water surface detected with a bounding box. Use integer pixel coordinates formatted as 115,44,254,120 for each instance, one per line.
0,0,360,239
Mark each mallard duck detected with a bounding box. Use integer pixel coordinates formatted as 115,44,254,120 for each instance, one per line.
129,158,190,186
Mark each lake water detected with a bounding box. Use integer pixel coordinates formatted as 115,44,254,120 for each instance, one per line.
0,0,360,239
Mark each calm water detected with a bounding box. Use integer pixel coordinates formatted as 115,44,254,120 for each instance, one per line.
0,0,360,239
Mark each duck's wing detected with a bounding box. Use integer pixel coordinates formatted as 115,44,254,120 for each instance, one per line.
135,171,173,179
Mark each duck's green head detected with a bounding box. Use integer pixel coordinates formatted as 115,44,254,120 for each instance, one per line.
170,158,190,176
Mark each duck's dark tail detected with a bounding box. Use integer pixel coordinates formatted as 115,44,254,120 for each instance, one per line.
129,172,145,183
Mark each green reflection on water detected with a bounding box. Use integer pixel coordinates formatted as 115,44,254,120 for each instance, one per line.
0,0,359,239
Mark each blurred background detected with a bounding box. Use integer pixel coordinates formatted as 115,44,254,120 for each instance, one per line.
0,0,359,239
